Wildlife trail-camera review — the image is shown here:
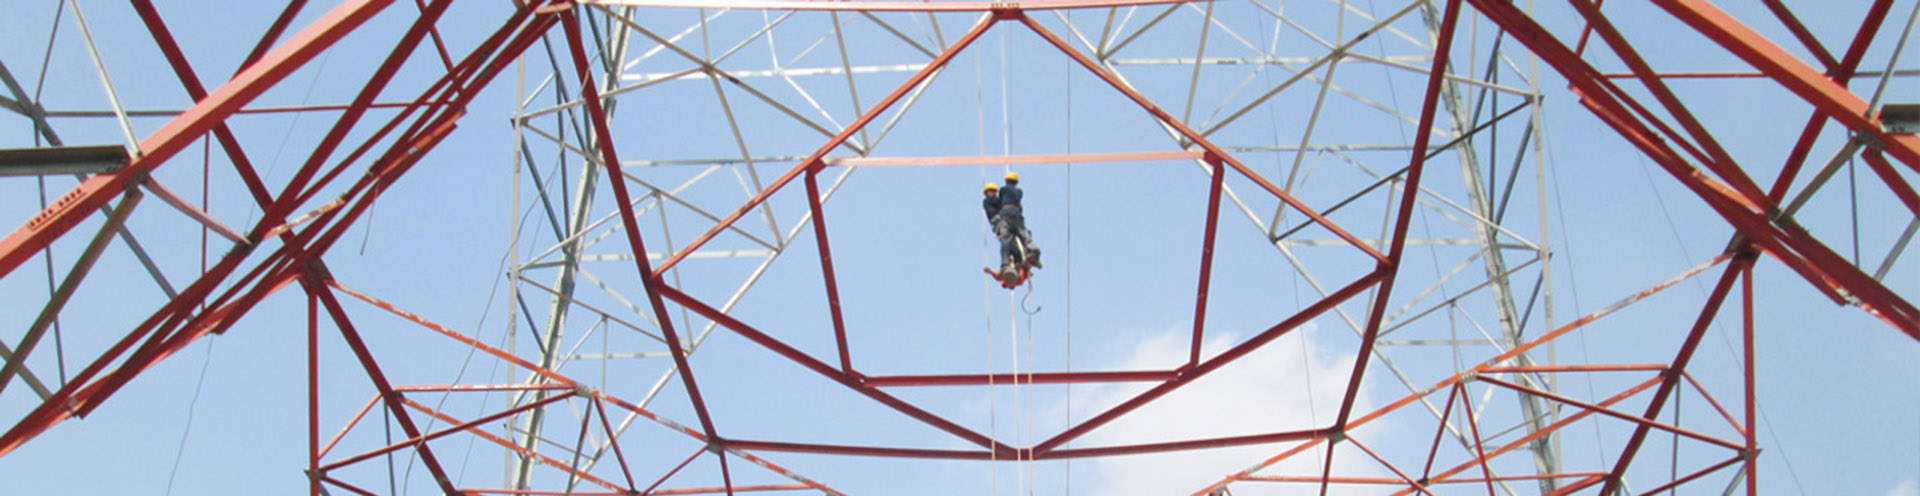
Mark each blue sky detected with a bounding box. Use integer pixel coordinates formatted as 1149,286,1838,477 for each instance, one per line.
0,0,1916,495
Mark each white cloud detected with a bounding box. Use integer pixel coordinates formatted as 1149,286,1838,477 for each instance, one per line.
1889,478,1919,496
1067,325,1389,495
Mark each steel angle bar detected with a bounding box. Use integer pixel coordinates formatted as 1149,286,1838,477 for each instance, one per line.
62,0,139,155
520,166,721,267
699,71,784,242
0,145,126,177
1382,255,1544,336
520,249,775,268
858,11,939,58
515,270,669,345
1277,238,1521,247
600,15,855,152
0,334,55,400
1332,151,1543,251
622,63,928,83
1340,52,1537,98
586,0,1204,11
651,13,999,276
0,188,143,397
139,178,248,244
1200,0,1424,137
1103,4,1183,58
1876,218,1919,280
1020,13,1389,262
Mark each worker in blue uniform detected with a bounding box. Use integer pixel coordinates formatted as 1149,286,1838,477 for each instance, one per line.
994,172,1040,273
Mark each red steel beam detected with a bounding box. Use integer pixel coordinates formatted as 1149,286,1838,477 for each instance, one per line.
589,398,640,491
264,0,477,228
321,396,383,459
334,282,845,496
1476,375,1745,452
1188,157,1227,366
1758,0,1838,70
861,369,1175,387
1332,0,1462,434
0,4,553,458
559,8,721,444
725,440,993,460
320,391,573,471
1598,254,1756,495
1385,376,1668,496
657,285,1014,453
15,4,470,427
1194,255,1728,496
652,485,815,495
322,476,381,496
398,397,626,492
1418,384,1462,482
1456,379,1498,496
1862,150,1920,218
644,448,709,495
308,293,321,496
1680,371,1747,436
582,0,1201,12
238,1,311,71
1764,0,1895,204
1652,0,1920,169
803,171,855,373
1344,436,1436,496
717,445,738,496
1243,473,1608,485
1315,9,1463,488
0,0,393,280
309,276,461,495
1635,455,1746,495
1468,0,1920,336
1039,428,1328,459
1742,263,1759,496
128,0,277,208
1032,272,1383,454
823,150,1204,167
1567,0,1768,203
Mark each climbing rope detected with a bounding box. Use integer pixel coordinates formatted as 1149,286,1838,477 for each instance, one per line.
974,24,1000,494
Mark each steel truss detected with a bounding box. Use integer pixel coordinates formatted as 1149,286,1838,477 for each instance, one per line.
0,0,1913,495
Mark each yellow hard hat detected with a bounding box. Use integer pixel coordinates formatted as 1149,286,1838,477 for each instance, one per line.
984,182,999,191
1004,171,1019,182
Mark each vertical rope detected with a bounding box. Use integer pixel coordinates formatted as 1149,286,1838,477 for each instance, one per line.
1063,35,1075,496
975,28,999,494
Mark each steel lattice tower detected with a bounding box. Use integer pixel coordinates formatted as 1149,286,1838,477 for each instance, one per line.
0,0,1915,495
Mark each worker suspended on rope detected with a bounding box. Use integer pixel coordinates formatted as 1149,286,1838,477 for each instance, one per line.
984,172,1041,288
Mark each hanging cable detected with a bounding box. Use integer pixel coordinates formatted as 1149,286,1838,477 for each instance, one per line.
1063,33,1076,496
973,25,1001,494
